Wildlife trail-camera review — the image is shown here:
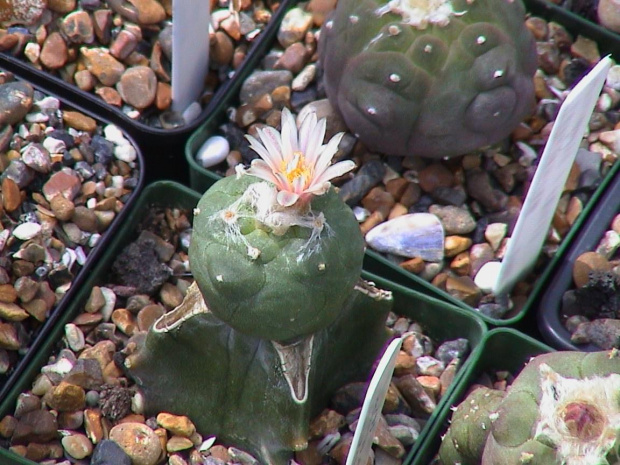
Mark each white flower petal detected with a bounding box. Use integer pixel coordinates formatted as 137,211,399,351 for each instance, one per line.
314,132,345,176
312,160,356,186
280,108,298,159
277,190,299,207
245,135,280,172
298,111,315,155
292,174,306,193
305,181,331,196
258,126,284,163
305,118,327,165
247,160,280,185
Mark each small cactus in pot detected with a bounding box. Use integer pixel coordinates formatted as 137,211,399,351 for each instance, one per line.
189,109,362,342
125,108,393,464
319,0,538,159
438,350,620,464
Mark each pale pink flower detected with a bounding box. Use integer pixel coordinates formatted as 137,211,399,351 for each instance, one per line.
245,107,355,207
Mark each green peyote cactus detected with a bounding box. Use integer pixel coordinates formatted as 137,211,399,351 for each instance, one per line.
189,173,364,342
438,350,620,465
439,386,505,465
319,0,538,159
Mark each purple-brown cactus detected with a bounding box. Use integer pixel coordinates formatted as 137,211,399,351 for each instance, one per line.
319,0,538,159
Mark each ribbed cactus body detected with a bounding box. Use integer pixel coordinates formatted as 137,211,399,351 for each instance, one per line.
438,351,620,465
320,0,537,158
189,174,364,342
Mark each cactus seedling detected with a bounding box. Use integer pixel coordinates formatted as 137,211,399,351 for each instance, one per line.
438,350,620,465
319,0,538,159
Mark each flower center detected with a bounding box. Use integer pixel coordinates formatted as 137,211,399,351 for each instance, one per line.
560,402,605,441
281,151,313,186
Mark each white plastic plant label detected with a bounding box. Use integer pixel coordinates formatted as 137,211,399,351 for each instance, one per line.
171,0,211,114
346,337,403,465
492,55,613,296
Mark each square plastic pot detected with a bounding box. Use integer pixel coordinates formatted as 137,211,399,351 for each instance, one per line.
0,0,298,184
185,0,620,327
406,327,554,465
0,57,145,411
0,179,487,465
537,162,620,350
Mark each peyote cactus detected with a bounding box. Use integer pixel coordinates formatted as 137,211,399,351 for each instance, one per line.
189,108,363,342
126,108,393,464
438,350,620,465
319,0,538,159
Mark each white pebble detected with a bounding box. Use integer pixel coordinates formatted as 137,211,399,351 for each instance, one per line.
62,248,77,269
13,222,42,240
100,287,117,322
196,135,230,168
474,261,502,293
36,96,61,111
24,42,40,63
104,124,129,146
111,175,125,189
0,229,10,252
26,112,49,123
132,391,145,414
75,246,87,265
199,437,217,452
43,137,66,154
64,323,85,352
114,144,137,163
42,357,74,376
88,234,101,248
182,101,202,124
484,223,507,252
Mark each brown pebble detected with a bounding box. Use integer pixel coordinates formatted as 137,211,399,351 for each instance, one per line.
418,164,454,193
0,284,17,304
62,110,97,132
445,276,481,306
211,31,234,65
399,257,425,274
166,436,193,452
444,236,472,258
96,86,123,106
2,177,22,212
111,308,137,336
50,193,75,221
109,422,162,465
40,32,68,69
47,382,86,412
360,210,385,236
156,413,196,438
573,251,611,288
155,82,172,111
136,304,164,331
117,66,157,110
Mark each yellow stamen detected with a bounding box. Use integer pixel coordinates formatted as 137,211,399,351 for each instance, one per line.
281,151,313,185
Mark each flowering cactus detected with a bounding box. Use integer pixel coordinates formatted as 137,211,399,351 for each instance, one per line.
189,108,362,342
126,108,391,464
319,0,537,158
438,350,620,464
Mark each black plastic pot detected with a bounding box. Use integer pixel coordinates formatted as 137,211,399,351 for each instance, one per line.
407,328,554,465
0,0,298,184
0,179,488,464
538,164,620,351
0,56,145,405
